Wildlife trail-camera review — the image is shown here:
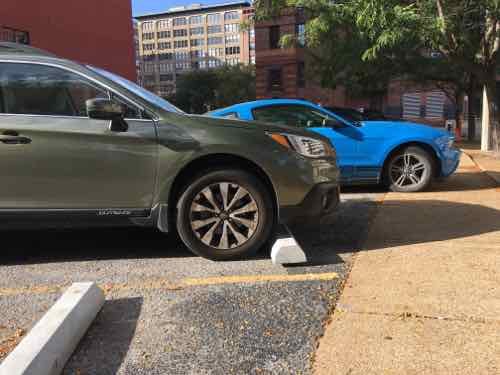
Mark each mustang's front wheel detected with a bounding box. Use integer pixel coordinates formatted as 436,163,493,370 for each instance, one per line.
384,146,434,192
176,169,275,260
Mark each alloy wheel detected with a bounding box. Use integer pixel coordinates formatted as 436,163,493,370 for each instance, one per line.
189,182,259,250
389,153,427,188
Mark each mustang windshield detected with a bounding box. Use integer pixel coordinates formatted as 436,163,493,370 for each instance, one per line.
87,65,184,114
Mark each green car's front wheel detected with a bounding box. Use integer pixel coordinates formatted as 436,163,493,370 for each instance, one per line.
176,169,275,260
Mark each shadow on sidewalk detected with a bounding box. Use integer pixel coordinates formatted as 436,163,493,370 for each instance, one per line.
298,199,500,263
64,297,143,375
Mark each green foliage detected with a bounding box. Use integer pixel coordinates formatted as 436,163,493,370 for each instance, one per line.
169,65,256,114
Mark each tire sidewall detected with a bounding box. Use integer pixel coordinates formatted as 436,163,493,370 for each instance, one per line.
385,146,434,192
176,169,274,260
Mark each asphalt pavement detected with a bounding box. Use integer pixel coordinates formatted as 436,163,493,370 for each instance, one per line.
0,188,384,374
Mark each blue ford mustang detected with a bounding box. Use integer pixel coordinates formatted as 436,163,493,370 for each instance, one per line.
209,99,461,192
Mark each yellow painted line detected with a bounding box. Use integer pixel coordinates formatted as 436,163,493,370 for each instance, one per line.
0,273,339,297
182,272,339,286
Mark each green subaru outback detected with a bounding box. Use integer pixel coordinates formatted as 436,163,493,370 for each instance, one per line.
0,43,340,260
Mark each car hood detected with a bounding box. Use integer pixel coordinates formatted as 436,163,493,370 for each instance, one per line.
360,120,451,138
189,114,325,139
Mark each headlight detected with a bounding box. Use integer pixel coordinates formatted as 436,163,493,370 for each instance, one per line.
435,135,454,150
267,132,336,158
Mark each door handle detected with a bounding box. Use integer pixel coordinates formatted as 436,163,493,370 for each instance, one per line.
0,134,32,144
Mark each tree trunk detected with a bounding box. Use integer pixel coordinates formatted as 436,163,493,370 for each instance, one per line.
481,80,499,151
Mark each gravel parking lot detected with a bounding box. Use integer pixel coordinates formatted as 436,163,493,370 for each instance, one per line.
0,189,384,375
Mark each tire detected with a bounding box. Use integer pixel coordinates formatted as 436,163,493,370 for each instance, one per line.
176,169,275,260
384,146,434,192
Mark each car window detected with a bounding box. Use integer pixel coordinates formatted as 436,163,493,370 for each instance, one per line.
0,62,107,116
253,105,341,128
110,93,148,120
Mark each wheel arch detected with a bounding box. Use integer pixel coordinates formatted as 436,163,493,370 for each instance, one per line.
381,140,442,178
167,153,278,232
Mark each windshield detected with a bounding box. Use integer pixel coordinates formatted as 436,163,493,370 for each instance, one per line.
87,66,184,115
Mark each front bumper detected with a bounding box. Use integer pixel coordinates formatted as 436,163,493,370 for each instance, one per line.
440,147,461,177
279,182,340,225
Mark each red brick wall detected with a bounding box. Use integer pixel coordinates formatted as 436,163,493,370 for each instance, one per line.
0,0,137,81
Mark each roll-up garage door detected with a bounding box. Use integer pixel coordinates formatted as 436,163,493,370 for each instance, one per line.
425,90,445,119
402,92,421,119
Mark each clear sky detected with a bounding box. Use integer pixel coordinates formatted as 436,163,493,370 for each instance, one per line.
132,0,232,16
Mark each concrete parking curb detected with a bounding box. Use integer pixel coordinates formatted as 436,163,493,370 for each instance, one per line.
0,282,104,375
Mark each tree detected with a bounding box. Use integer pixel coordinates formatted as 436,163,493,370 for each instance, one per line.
170,64,256,114
255,0,500,149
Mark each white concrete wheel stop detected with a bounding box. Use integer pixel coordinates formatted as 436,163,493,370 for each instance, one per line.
271,227,307,265
0,282,105,375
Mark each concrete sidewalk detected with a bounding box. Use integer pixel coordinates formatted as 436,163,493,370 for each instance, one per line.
314,152,500,374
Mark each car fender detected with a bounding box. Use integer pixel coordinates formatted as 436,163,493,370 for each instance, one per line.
378,136,443,167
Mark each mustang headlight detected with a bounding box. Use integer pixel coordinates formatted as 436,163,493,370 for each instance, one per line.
435,135,454,151
267,132,335,158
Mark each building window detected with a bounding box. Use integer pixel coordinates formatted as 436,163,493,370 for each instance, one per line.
173,40,188,48
143,54,156,62
224,23,240,33
190,50,206,58
142,63,156,73
142,22,154,31
157,19,171,29
207,37,223,45
250,41,255,50
225,34,240,44
143,43,155,51
190,38,204,47
226,58,240,66
176,61,190,70
224,11,239,21
189,15,203,24
207,25,222,34
157,31,171,39
269,26,280,49
208,59,223,68
249,28,255,39
174,51,189,60
208,48,223,57
199,60,207,69
160,74,174,82
158,52,173,60
159,63,173,72
207,13,221,24
190,26,204,35
297,62,305,88
158,42,171,50
0,26,30,44
173,17,187,26
142,32,154,40
250,55,255,64
268,68,282,91
225,46,240,55
173,29,187,37
296,23,305,46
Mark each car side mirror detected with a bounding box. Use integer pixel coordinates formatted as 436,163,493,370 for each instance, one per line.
322,118,344,129
86,98,128,132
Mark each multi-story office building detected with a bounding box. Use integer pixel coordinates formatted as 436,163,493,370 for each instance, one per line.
135,1,255,96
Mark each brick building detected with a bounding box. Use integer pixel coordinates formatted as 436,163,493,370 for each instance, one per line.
0,0,137,81
254,8,461,127
135,1,255,97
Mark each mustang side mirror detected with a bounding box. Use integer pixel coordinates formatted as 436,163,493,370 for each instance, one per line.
86,98,128,132
322,118,344,129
